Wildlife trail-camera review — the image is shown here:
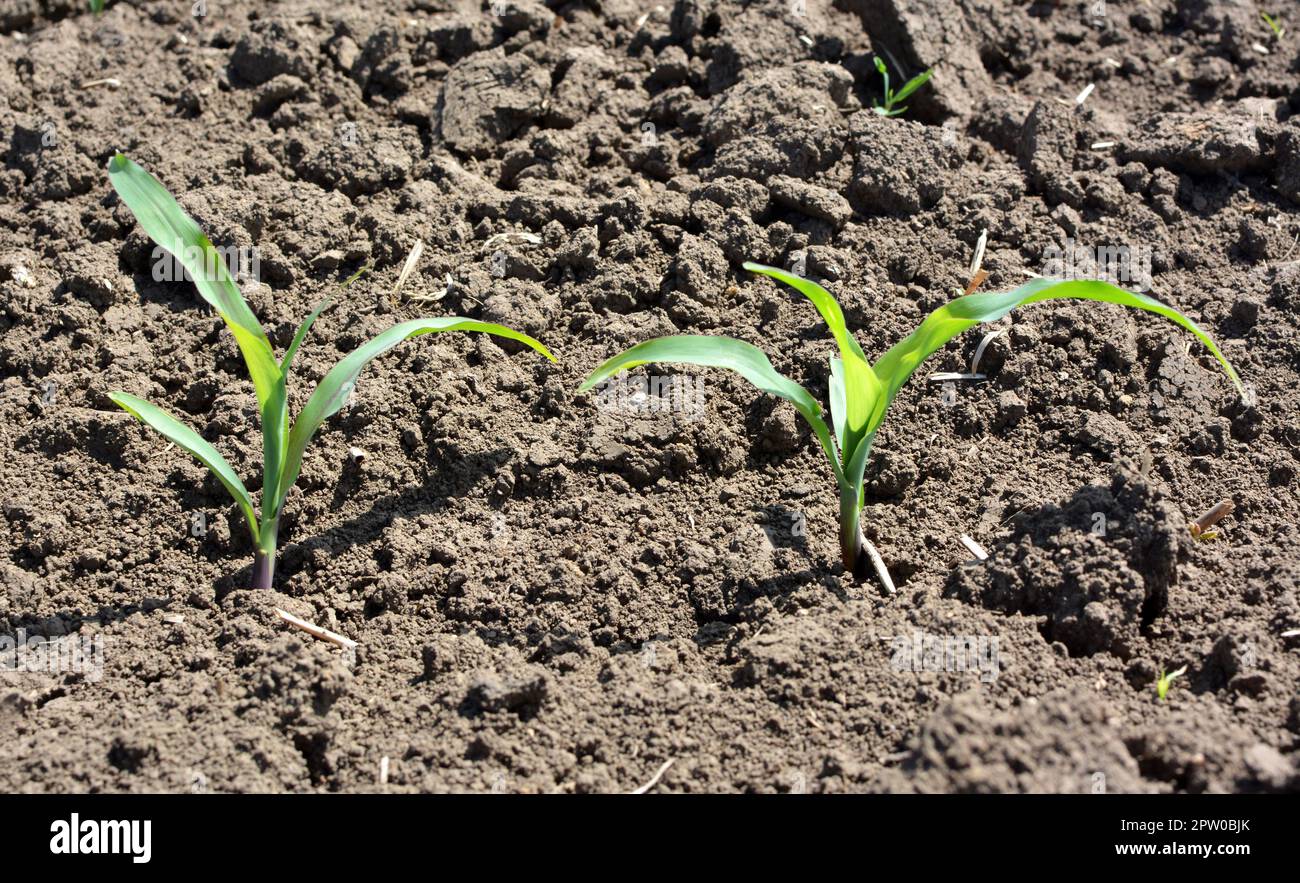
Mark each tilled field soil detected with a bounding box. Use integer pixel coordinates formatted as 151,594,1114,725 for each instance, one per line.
1,0,1299,793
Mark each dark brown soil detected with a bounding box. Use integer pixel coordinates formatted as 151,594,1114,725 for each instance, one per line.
1,0,1298,793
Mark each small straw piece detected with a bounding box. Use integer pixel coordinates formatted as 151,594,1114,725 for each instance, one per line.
1075,83,1095,105
379,756,390,785
483,231,541,248
1090,141,1116,150
1189,500,1234,538
963,268,990,297
959,534,989,560
928,371,984,382
393,239,423,297
1281,628,1300,638
629,758,675,794
80,78,121,89
969,329,1005,374
861,536,897,594
969,229,988,278
274,607,358,650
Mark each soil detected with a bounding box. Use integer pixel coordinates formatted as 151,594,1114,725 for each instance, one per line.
1,0,1298,794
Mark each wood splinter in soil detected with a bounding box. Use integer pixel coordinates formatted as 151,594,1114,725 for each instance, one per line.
1190,500,1234,538
274,607,358,651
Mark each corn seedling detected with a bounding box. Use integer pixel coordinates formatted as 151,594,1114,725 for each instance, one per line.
105,154,555,588
872,57,933,117
1262,11,1285,40
1190,499,1234,541
1156,665,1187,701
89,0,105,12
579,263,1242,581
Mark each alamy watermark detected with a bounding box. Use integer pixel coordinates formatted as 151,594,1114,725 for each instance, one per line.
889,630,1000,683
1042,238,1151,292
591,374,706,422
1,630,104,682
151,241,261,284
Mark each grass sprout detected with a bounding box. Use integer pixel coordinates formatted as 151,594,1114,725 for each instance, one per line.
1262,11,1285,39
579,263,1242,583
105,154,555,589
872,57,933,117
1156,665,1188,701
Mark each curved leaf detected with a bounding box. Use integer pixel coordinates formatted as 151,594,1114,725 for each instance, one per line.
892,67,934,104
263,299,332,517
281,298,333,376
260,382,289,529
870,277,1244,434
828,355,847,456
109,392,259,545
108,154,281,409
579,335,843,485
276,318,555,512
742,262,882,468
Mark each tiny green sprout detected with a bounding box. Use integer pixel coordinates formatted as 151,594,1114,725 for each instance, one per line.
579,263,1242,582
872,56,933,117
105,154,556,589
89,0,105,12
1156,665,1188,701
1262,11,1285,40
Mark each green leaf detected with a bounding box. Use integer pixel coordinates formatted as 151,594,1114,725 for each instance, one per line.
579,335,843,485
891,67,934,105
742,263,883,472
281,298,333,375
107,154,281,410
870,277,1244,434
276,318,555,513
109,392,259,545
259,381,289,527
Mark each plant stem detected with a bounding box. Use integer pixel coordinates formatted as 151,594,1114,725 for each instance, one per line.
839,485,865,577
252,516,279,590
252,551,274,590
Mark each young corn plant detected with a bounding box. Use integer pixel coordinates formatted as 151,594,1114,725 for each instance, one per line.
105,154,555,588
579,262,1242,581
1261,11,1285,40
1156,665,1188,701
872,57,933,117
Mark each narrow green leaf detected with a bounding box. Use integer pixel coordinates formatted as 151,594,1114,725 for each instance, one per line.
260,381,289,524
109,392,259,545
579,335,844,485
870,277,1244,433
107,154,282,410
874,56,890,103
281,298,333,375
276,318,555,512
742,262,883,471
892,68,934,104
